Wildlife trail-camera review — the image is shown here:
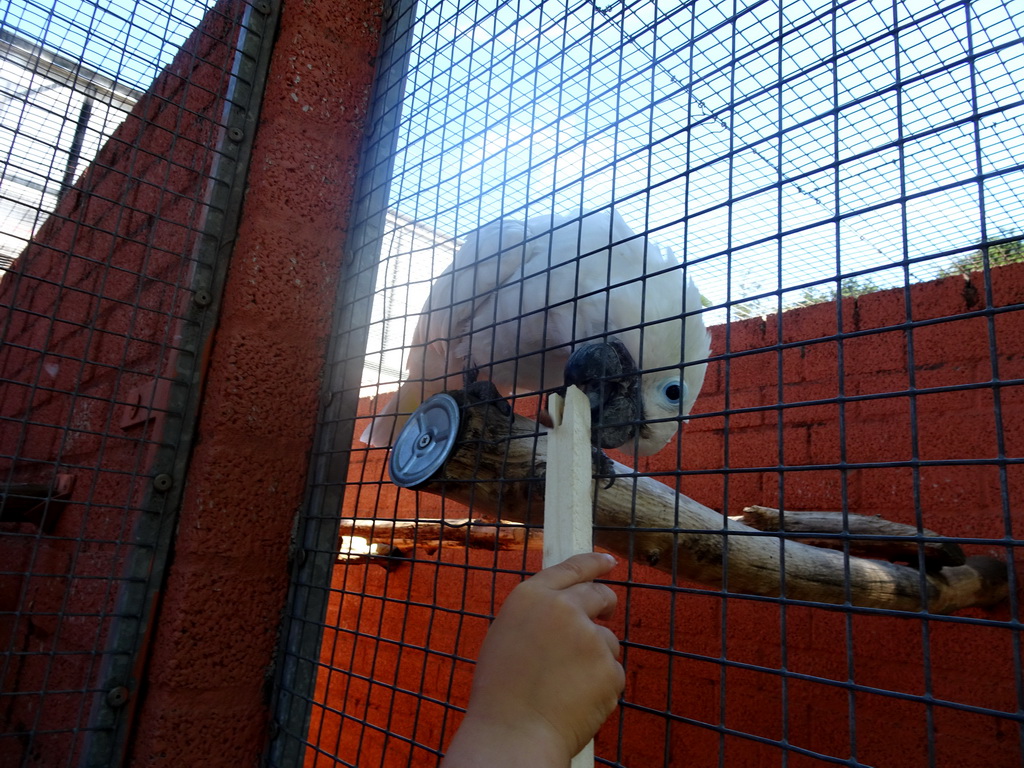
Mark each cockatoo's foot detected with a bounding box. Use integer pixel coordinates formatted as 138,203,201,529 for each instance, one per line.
462,367,480,388
592,444,617,488
563,338,643,451
536,404,554,428
460,379,511,416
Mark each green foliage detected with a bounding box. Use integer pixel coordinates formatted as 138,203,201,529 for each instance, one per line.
730,299,771,320
796,276,883,306
727,236,1024,323
729,278,774,320
731,276,883,319
936,238,1024,278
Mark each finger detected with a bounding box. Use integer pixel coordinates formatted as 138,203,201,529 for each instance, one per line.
597,625,623,661
564,581,618,621
532,552,617,590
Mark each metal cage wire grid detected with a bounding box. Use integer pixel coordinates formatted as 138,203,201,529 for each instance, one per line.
0,0,1021,766
0,0,278,765
272,0,1024,767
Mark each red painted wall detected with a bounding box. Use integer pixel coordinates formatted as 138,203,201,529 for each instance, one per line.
0,4,245,764
317,266,1024,767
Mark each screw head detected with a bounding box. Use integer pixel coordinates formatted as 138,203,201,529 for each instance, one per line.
153,474,173,492
227,126,245,142
106,686,130,708
193,289,212,307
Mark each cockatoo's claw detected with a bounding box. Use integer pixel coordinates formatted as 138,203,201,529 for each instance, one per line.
462,366,480,388
592,445,617,488
564,339,643,451
461,379,512,416
536,406,554,428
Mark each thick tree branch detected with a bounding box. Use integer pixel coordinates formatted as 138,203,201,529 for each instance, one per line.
733,506,967,569
380,383,1008,614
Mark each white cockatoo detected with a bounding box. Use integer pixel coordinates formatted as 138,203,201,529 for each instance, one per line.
360,209,711,455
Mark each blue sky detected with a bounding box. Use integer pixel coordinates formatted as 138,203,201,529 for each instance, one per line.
3,0,1022,319
0,1,217,267
2,0,214,90
389,0,1024,318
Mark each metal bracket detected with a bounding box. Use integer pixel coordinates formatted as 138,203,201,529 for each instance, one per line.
119,378,173,429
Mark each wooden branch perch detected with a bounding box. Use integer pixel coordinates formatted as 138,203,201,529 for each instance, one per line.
379,382,1008,614
733,506,967,570
337,517,540,566
338,510,966,572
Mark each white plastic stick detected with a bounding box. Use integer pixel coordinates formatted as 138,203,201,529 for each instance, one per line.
543,384,595,767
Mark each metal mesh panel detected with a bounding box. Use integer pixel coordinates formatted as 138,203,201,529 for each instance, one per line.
274,0,1023,766
0,1,277,764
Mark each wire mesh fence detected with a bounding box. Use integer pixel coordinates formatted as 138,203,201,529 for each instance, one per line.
0,1,276,764
3,0,1021,765
273,0,1024,766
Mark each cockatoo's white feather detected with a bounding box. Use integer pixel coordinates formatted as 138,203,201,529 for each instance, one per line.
360,210,711,455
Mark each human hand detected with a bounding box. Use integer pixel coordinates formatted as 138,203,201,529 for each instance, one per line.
442,552,624,767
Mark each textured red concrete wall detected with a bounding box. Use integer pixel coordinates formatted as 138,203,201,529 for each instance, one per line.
322,265,1024,767
124,0,384,765
1,0,384,765
0,4,244,765
616,266,1024,767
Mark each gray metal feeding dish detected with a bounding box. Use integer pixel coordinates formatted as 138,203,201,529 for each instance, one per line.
388,393,461,488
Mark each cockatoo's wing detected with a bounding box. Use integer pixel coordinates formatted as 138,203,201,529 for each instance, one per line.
459,212,612,391
360,217,541,447
420,218,533,367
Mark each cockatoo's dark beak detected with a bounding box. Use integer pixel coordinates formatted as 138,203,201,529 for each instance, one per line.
563,339,645,450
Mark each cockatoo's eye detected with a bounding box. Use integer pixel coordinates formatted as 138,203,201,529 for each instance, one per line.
662,380,683,404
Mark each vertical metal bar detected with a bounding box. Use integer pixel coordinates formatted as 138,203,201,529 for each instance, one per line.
58,90,93,196
266,0,418,764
